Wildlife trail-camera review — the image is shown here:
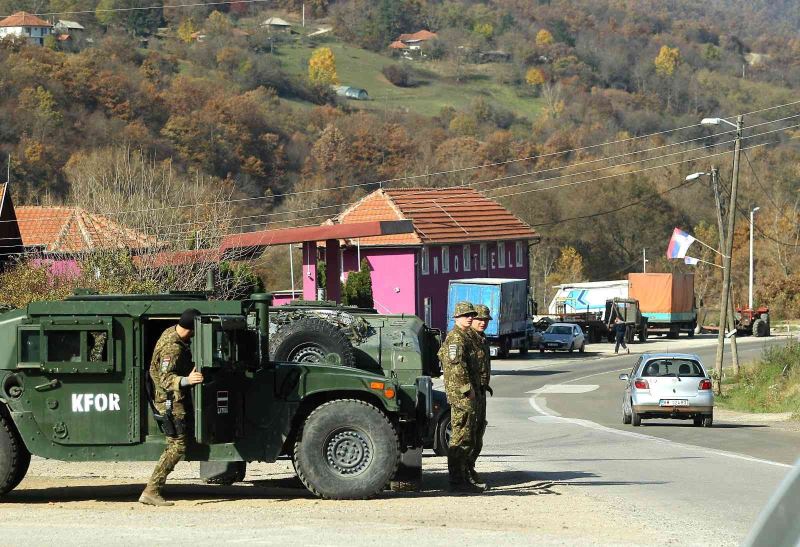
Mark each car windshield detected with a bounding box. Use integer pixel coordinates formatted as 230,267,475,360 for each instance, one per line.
547,326,572,335
640,359,704,377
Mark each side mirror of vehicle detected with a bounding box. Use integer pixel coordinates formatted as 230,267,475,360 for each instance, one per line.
618,373,629,381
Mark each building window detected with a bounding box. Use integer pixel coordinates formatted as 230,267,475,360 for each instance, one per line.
433,256,439,275
421,247,429,275
498,242,506,268
441,246,450,274
516,241,524,267
480,244,487,270
463,245,471,272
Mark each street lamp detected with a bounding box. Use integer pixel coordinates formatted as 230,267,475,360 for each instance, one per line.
702,115,744,393
683,168,740,373
749,206,761,309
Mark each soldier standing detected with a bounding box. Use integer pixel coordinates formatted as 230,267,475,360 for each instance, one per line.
139,308,204,507
437,301,485,493
468,304,494,489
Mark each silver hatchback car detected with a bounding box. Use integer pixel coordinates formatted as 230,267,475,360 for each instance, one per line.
619,353,714,427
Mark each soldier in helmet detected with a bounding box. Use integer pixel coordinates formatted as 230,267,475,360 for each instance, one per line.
468,304,494,489
437,301,485,493
139,308,204,507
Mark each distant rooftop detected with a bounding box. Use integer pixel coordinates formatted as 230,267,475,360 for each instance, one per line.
0,11,52,28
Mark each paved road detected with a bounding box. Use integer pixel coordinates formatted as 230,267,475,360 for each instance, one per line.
483,334,799,544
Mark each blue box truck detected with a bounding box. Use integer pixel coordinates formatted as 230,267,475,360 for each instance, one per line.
447,278,538,358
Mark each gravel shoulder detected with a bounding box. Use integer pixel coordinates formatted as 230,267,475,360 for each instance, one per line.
1,457,677,546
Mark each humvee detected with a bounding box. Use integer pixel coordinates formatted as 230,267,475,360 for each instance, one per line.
0,291,442,499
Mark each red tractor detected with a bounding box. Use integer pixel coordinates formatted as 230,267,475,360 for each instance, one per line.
736,306,771,337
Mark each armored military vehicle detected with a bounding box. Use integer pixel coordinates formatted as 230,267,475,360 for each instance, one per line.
0,291,441,500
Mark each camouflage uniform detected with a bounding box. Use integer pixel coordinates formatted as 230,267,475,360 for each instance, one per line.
469,305,492,476
146,326,194,494
437,302,480,487
88,332,107,362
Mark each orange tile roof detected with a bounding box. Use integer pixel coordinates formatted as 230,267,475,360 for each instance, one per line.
16,206,158,254
334,188,539,246
388,40,408,49
397,30,437,42
0,11,52,27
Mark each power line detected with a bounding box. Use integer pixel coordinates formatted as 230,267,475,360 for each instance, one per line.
1,0,273,17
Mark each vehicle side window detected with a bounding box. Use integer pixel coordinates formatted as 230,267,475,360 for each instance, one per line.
47,331,82,362
20,330,41,362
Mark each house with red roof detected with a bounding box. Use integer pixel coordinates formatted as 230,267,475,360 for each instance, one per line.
0,12,53,46
390,29,438,58
319,188,539,331
15,206,157,255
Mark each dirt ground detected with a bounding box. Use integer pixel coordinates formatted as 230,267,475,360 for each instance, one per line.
0,455,679,546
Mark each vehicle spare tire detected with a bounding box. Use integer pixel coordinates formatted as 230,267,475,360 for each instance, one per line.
294,399,400,499
0,410,31,496
270,317,356,367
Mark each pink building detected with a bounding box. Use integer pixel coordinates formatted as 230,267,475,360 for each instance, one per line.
321,188,540,332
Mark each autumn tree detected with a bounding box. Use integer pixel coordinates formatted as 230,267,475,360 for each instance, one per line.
535,29,554,46
177,18,198,43
308,47,339,86
548,246,587,288
654,45,681,76
525,67,546,87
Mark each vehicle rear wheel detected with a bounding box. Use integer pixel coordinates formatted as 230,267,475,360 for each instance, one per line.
702,414,713,428
294,399,399,499
622,401,632,425
631,407,642,427
270,317,356,367
753,318,768,337
0,410,30,496
434,409,451,457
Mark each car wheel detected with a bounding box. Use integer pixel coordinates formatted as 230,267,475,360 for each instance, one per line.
568,343,574,353
539,347,545,354
622,401,632,425
702,414,713,428
579,342,585,353
293,399,399,499
631,407,641,427
434,409,451,457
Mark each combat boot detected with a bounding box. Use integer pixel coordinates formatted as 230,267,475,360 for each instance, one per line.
448,480,486,494
468,466,487,490
138,486,175,507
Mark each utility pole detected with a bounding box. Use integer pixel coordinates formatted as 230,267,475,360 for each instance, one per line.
642,248,647,272
6,154,10,183
714,115,744,393
710,166,739,376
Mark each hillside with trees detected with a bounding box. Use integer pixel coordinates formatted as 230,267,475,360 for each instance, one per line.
0,0,798,316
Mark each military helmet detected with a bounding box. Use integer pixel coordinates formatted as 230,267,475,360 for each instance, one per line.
474,304,492,320
452,301,477,318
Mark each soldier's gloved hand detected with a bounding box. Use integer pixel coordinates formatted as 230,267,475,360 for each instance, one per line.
486,386,494,397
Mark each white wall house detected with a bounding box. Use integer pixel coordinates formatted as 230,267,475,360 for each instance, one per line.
0,12,52,46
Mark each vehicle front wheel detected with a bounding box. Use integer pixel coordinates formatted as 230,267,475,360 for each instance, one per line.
0,410,30,496
294,399,399,499
434,409,451,457
631,408,642,427
568,343,575,353
622,401,632,425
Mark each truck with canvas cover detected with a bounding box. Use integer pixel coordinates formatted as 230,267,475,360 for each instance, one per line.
0,291,441,500
447,278,537,358
627,273,697,338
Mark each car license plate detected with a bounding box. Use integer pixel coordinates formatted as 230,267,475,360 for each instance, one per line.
659,399,689,407
547,343,558,348
489,347,499,357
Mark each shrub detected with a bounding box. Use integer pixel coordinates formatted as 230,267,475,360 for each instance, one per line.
382,64,416,87
342,259,373,308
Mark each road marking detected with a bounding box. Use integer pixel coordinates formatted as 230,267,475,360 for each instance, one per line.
528,367,793,470
527,384,599,394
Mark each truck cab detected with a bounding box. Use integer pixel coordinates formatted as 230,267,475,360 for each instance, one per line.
0,291,439,499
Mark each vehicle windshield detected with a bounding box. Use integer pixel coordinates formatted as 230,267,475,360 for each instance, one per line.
640,359,704,377
547,326,573,335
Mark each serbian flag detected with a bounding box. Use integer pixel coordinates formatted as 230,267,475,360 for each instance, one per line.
684,256,700,265
666,228,695,259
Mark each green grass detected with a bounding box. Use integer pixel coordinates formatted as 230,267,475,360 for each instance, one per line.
717,340,800,416
275,40,542,119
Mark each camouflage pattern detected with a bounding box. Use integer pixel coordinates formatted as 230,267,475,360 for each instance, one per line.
452,301,477,318
147,325,193,494
149,326,193,417
437,325,480,483
88,331,107,362
147,434,187,491
474,304,492,320
468,328,491,470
